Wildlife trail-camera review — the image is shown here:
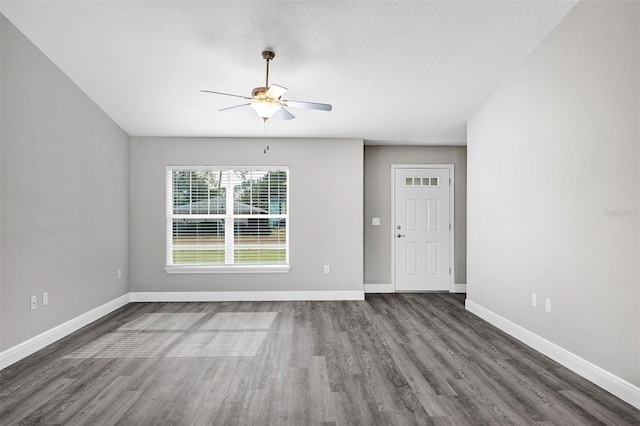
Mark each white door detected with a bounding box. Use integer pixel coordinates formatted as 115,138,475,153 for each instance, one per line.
394,167,452,291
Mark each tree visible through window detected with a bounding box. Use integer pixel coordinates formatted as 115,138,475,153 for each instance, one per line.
166,167,288,269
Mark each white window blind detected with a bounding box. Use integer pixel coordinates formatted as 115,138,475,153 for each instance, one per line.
166,167,288,273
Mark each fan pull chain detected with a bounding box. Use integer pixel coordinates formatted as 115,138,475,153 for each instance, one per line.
263,121,270,154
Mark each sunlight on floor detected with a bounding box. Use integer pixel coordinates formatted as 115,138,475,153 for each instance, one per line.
117,313,207,330
63,332,180,358
63,312,278,359
201,312,278,329
167,332,268,357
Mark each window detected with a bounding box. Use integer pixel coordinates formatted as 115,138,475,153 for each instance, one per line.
404,176,439,187
166,167,289,273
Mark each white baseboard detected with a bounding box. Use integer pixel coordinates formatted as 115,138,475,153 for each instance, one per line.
450,283,467,293
465,299,640,409
365,283,467,293
0,293,130,370
129,291,365,302
364,283,394,293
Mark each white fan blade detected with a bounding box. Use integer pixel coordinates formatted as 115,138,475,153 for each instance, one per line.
219,103,251,112
201,90,252,100
265,84,288,99
275,107,295,120
283,100,332,111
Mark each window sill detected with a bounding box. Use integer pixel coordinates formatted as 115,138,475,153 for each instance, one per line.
165,265,291,274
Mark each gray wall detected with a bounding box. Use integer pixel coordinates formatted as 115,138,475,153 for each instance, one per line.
129,137,363,293
1,16,129,351
467,0,639,385
363,145,466,285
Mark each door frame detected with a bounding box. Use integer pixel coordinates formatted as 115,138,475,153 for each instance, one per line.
391,164,455,292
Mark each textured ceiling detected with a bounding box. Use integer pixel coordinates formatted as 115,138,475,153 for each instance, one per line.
0,1,577,145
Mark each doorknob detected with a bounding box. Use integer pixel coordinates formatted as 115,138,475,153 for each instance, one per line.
397,234,406,238
396,225,402,230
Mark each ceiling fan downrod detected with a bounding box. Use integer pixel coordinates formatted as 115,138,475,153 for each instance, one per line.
262,50,275,88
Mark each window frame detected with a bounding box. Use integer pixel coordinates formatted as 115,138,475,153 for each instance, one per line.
165,166,290,274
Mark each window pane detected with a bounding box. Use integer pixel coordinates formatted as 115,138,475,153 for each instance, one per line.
233,170,287,215
172,219,225,264
172,171,191,212
233,218,286,264
173,170,225,215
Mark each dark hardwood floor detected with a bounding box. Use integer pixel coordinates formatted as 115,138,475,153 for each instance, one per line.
1,294,638,425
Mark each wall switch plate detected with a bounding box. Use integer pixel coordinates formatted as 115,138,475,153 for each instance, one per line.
324,265,330,274
30,296,37,310
545,298,551,313
117,268,122,278
531,293,537,307
372,217,381,226
42,292,48,306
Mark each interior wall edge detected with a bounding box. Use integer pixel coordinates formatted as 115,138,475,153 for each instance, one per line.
128,291,365,302
0,294,131,370
465,299,640,410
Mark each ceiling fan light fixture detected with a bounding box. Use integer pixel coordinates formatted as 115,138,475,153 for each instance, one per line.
250,100,281,121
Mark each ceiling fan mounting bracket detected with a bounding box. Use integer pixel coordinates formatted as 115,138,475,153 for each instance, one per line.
262,51,275,62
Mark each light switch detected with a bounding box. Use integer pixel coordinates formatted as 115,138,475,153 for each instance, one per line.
372,217,380,226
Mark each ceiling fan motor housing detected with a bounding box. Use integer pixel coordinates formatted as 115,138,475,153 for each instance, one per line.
252,87,269,99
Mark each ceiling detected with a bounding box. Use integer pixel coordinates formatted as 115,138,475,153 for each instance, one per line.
1,1,577,145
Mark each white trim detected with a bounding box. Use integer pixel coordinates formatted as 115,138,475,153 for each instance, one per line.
0,293,130,370
365,283,465,294
165,165,289,171
450,283,467,293
364,283,394,293
465,299,640,409
166,169,173,265
391,164,455,291
130,291,365,302
165,265,291,274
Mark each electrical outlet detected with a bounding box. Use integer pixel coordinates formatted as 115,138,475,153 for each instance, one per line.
545,298,551,313
372,217,380,226
42,292,48,306
30,296,37,310
324,265,330,274
531,293,537,307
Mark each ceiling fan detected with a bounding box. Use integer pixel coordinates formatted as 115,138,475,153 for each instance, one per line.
201,50,332,122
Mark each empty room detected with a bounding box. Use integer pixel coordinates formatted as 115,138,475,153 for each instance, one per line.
1,0,638,424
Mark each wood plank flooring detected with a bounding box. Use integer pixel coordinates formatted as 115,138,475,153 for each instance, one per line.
1,294,638,425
